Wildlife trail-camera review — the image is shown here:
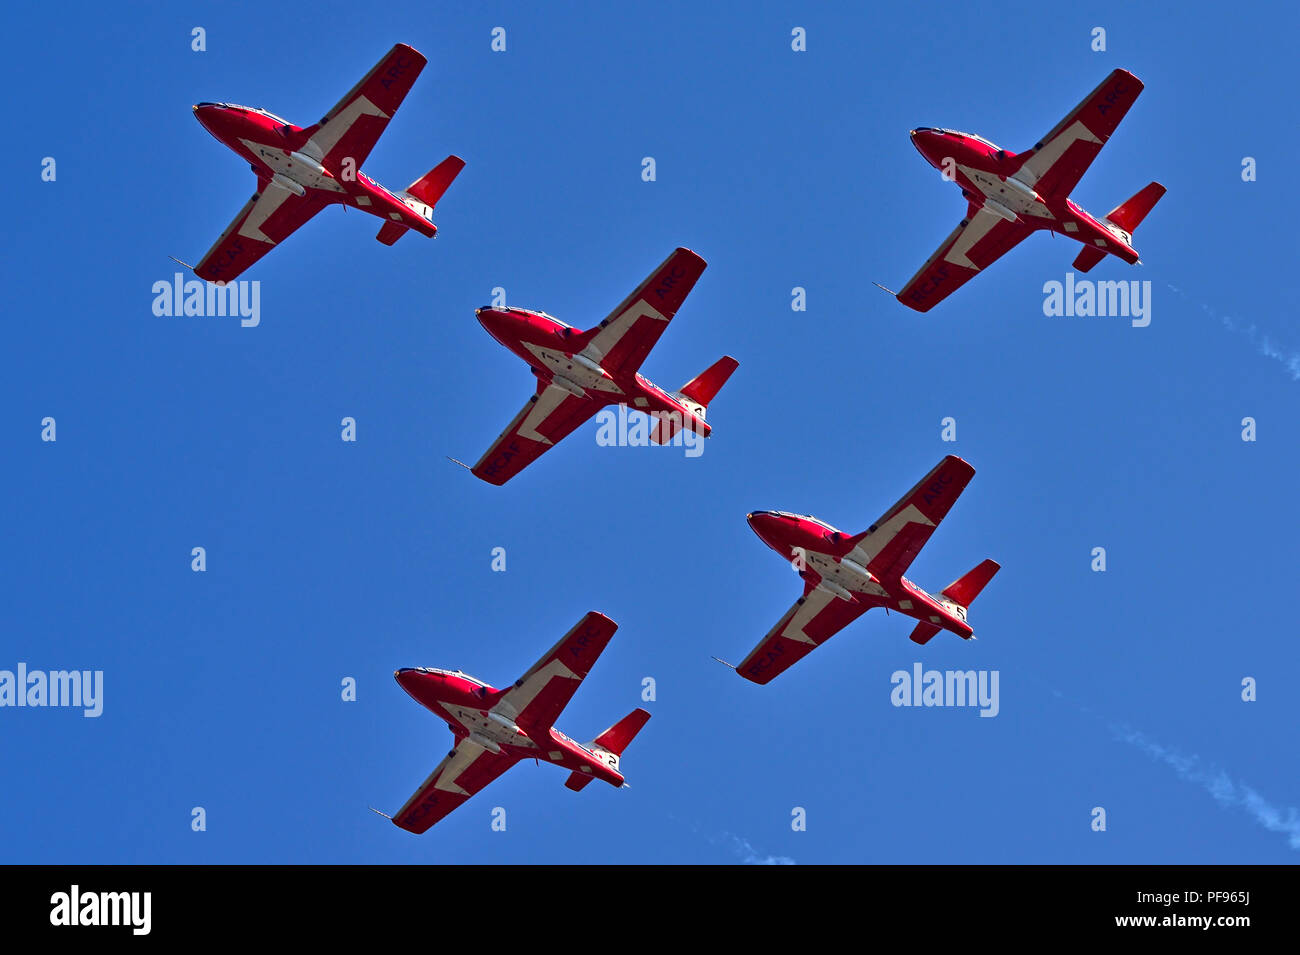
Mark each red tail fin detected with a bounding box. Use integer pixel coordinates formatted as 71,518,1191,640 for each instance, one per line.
680,356,739,406
649,356,738,445
593,709,651,756
1106,182,1166,233
942,559,1001,608
407,155,466,208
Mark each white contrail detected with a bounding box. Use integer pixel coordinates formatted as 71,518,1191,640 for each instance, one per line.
725,833,796,866
669,813,797,864
1111,723,1300,850
1165,282,1300,379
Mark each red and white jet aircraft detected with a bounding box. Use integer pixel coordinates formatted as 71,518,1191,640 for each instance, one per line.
380,612,651,833
190,43,463,283
467,247,738,485
734,456,999,684
896,68,1165,311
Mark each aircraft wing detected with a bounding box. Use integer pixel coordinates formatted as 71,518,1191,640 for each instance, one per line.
895,203,1033,312
1012,68,1144,199
391,738,517,834
194,180,330,283
737,581,883,684
576,248,707,378
301,43,427,171
470,380,605,485
842,455,975,583
495,611,619,735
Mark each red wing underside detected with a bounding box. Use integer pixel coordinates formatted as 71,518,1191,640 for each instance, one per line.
845,455,975,582
896,205,1032,312
498,612,619,735
194,183,330,283
302,43,428,171
1013,68,1144,199
470,381,605,486
391,739,517,834
738,583,881,684
578,248,707,377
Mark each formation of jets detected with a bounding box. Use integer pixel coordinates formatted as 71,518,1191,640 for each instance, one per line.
184,48,1163,832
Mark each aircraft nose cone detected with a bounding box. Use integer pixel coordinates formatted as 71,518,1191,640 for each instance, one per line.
747,511,781,542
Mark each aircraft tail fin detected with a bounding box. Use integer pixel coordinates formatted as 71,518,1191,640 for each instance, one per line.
593,708,651,756
406,155,466,210
1073,182,1165,272
380,156,466,243
942,559,1001,609
680,356,740,407
1106,182,1166,234
649,356,739,444
566,709,650,792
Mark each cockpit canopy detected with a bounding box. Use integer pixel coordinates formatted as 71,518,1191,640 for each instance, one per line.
915,126,1000,150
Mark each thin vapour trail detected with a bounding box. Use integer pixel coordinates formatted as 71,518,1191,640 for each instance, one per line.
1164,281,1300,380
1109,723,1300,849
670,814,797,865
1030,676,1299,851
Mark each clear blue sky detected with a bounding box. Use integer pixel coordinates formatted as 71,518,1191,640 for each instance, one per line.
3,0,1297,864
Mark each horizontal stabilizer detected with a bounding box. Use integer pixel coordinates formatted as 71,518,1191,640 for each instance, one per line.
1071,246,1107,273
909,621,942,645
593,708,651,756
564,771,596,792
407,155,466,208
376,221,410,245
1106,182,1166,234
942,559,1001,608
